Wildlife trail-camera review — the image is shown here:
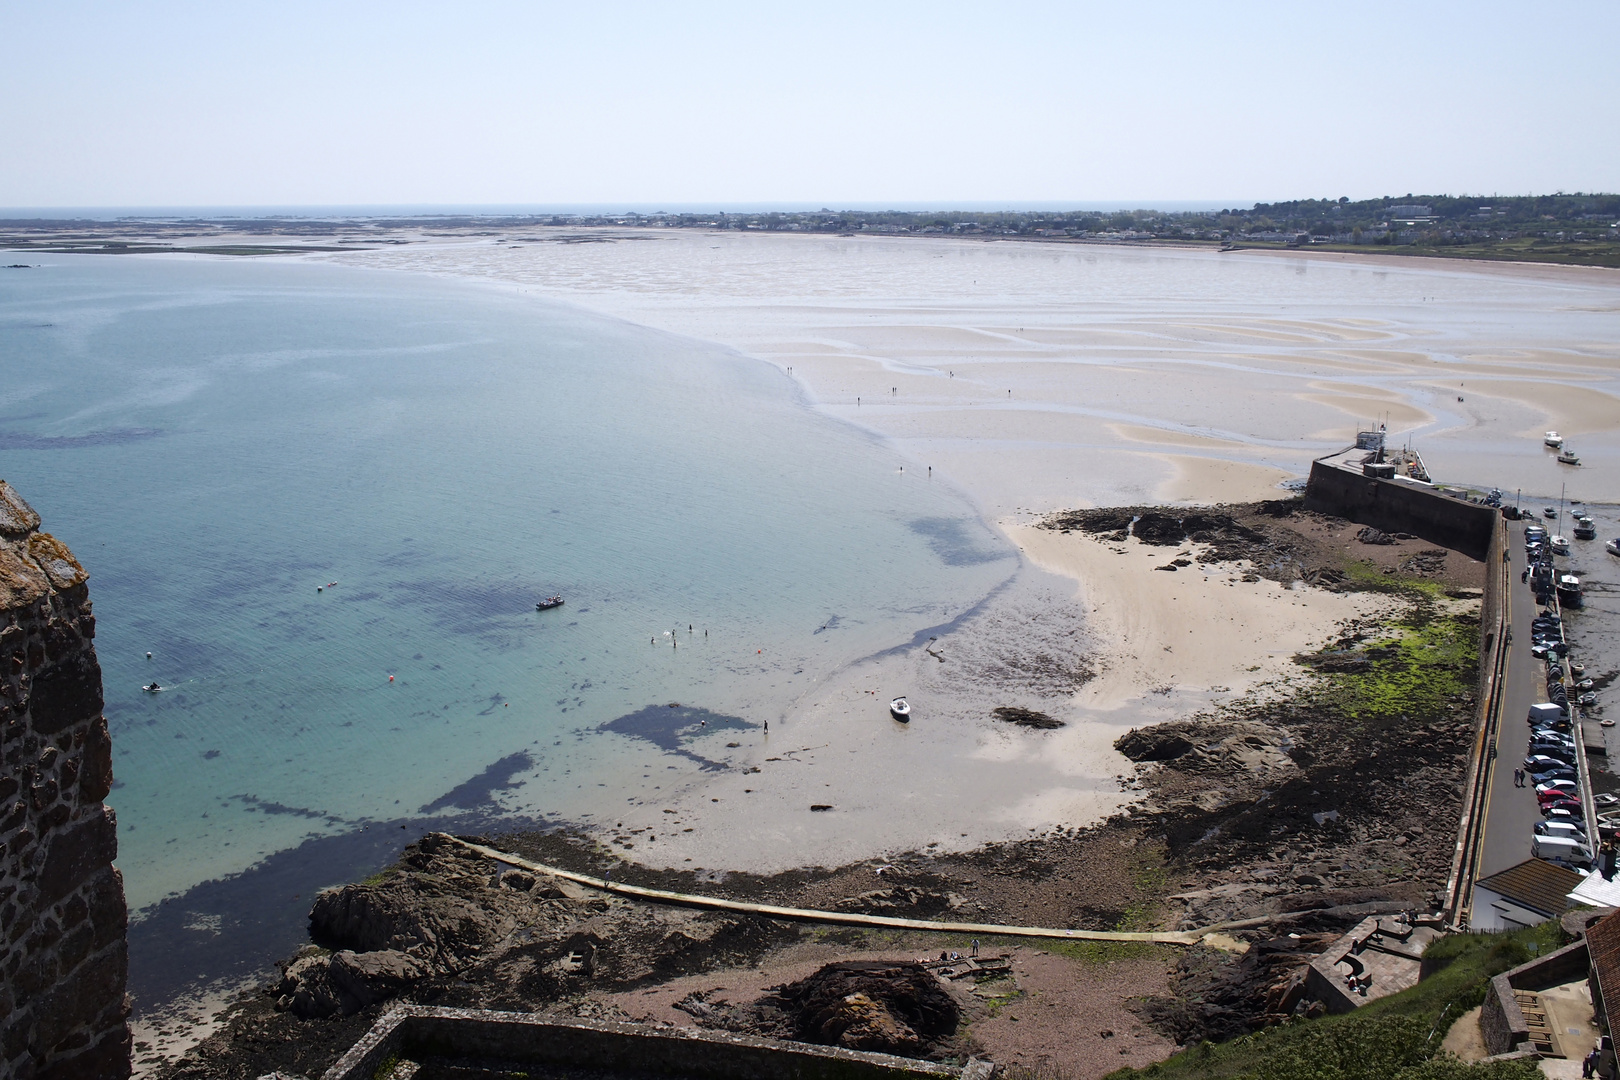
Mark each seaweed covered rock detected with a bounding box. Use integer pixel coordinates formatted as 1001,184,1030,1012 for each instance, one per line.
1117,727,1196,762
993,706,1064,729
767,961,960,1056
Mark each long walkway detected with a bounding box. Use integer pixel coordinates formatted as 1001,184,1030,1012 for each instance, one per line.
1478,519,1550,879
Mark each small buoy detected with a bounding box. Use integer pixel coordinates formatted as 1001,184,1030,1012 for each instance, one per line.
146,652,152,659
504,703,509,707
317,586,322,592
388,675,394,682
758,649,762,654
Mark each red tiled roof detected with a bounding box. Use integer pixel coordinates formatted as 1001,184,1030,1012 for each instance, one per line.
1586,909,1620,1010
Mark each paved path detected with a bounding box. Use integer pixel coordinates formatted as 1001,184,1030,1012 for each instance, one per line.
1478,520,1550,878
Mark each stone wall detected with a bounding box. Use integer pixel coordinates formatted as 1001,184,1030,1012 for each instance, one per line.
1302,461,1498,560
1480,938,1592,1056
0,481,130,1080
326,1007,977,1080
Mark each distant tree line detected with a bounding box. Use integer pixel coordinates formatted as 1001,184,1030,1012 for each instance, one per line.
489,194,1619,248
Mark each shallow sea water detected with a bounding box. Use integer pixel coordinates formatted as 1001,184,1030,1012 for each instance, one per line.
0,255,1013,914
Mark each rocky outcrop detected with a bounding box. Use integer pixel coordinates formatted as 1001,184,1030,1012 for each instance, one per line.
768,961,961,1056
268,833,797,1022
0,480,131,1080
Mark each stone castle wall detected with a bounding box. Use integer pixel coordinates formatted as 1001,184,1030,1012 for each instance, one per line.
0,481,130,1080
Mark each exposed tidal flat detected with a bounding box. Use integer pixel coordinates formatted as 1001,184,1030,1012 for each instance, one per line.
331,227,1620,510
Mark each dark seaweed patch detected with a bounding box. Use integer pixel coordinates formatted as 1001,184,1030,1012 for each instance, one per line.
599,704,753,770
419,751,534,812
0,427,163,449
907,517,1011,567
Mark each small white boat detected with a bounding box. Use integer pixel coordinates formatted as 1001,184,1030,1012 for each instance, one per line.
1607,538,1620,557
1550,536,1570,556
141,683,164,693
889,696,911,722
1545,431,1564,448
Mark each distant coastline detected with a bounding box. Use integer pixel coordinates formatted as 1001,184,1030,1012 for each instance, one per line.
5,193,1620,271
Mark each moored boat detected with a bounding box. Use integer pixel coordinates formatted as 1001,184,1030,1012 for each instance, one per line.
889,696,911,722
1557,574,1583,608
1557,449,1581,466
1545,431,1564,448
536,595,564,610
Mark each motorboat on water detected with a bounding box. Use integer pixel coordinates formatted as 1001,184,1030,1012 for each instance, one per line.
536,596,564,610
1557,449,1581,466
1545,431,1564,448
889,696,911,722
141,683,164,693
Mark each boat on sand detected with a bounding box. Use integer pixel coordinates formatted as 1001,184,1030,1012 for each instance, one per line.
889,696,911,722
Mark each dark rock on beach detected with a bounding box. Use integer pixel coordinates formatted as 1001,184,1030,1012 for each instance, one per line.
992,705,1064,729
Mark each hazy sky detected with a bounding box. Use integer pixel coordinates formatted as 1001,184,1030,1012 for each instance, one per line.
5,0,1618,209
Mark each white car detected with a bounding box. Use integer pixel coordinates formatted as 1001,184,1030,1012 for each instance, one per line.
1536,779,1579,796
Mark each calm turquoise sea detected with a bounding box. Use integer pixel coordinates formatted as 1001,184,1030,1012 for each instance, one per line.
0,256,1013,914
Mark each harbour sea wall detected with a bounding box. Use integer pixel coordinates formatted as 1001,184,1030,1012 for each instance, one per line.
0,481,130,1080
1302,460,1497,561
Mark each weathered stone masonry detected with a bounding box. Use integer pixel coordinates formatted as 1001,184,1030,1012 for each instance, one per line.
0,481,130,1080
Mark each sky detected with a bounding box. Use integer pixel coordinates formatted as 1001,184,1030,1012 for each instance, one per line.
4,0,1618,209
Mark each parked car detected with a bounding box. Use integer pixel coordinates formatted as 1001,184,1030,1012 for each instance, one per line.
1537,779,1580,796
1545,807,1581,823
1526,754,1573,771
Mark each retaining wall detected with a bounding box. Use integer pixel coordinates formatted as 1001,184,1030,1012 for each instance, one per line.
325,1007,984,1080
0,481,130,1080
1481,939,1592,1056
1302,461,1498,560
